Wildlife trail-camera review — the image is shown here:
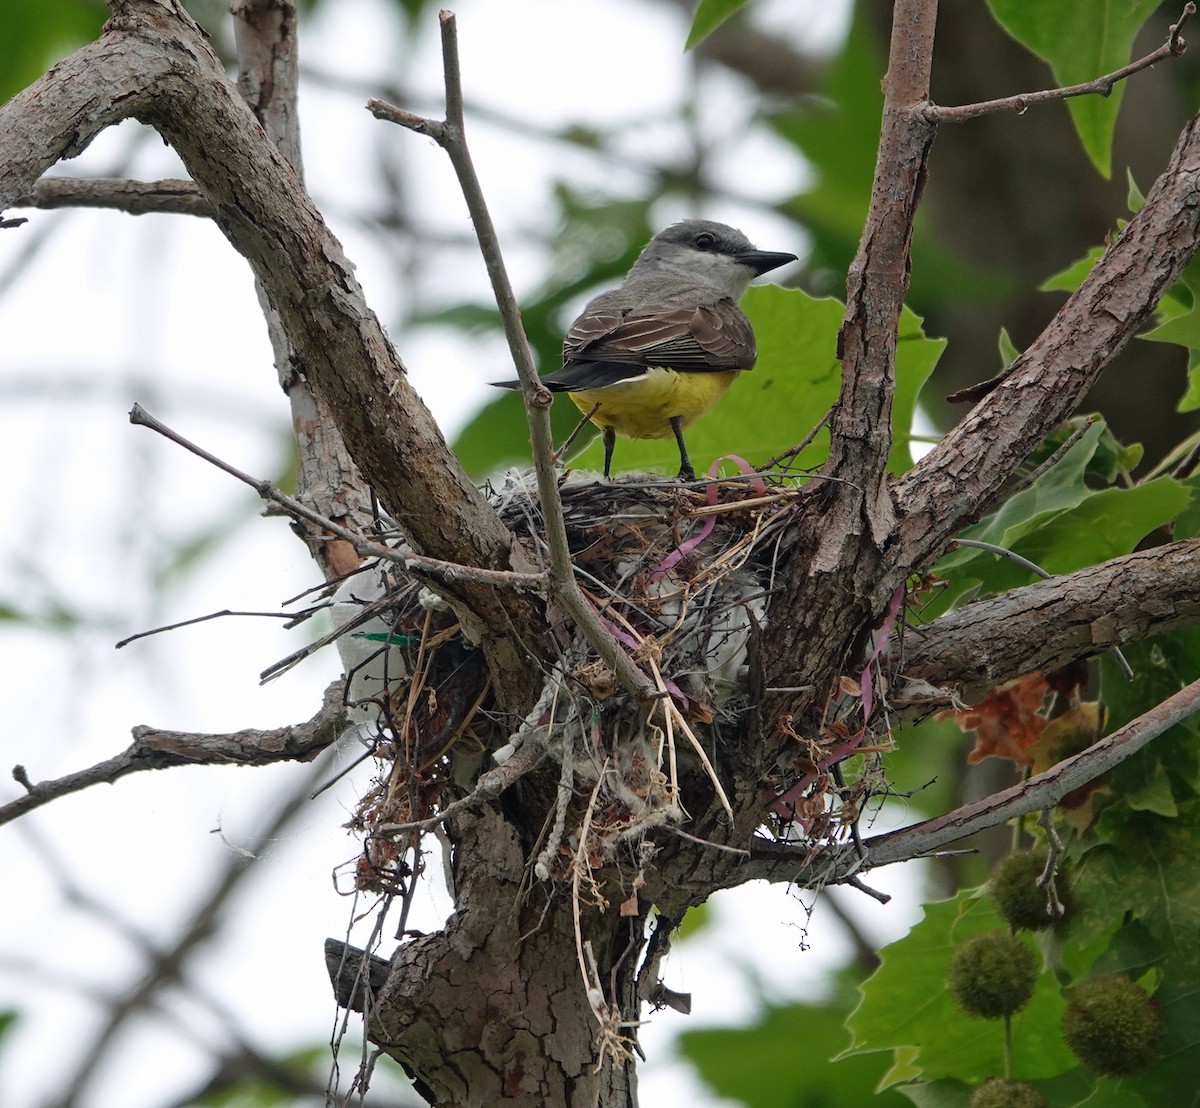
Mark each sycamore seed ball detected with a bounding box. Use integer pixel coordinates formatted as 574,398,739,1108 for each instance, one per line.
990,851,1070,931
968,1077,1049,1108
947,931,1038,1019
1062,975,1166,1077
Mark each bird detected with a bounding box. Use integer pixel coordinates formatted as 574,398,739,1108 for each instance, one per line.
494,220,796,481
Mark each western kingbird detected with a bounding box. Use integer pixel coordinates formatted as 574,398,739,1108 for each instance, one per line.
494,220,796,480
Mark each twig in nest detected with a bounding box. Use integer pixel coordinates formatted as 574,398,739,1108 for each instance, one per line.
573,764,608,1003
668,827,750,857
647,656,734,823
571,774,636,1072
535,684,574,881
374,730,547,835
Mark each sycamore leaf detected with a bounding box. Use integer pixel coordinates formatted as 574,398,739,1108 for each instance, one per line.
943,673,1049,767
985,0,1164,176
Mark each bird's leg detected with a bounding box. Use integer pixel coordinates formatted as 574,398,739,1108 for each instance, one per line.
602,427,617,478
670,416,696,481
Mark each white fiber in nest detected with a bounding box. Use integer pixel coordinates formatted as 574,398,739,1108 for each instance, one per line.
331,563,409,722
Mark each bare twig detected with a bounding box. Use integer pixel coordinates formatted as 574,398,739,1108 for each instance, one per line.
129,404,547,591
368,12,656,703
556,402,601,464
756,407,834,472
114,608,292,649
952,538,1052,581
232,0,376,582
0,681,348,827
1035,806,1067,919
1018,418,1096,489
927,4,1196,124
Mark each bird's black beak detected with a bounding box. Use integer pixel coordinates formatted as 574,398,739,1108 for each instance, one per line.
738,248,798,277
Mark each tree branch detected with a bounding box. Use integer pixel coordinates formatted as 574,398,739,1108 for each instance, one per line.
743,675,1200,886
754,0,940,757
0,0,550,712
894,103,1200,567
0,680,348,828
232,0,375,582
865,675,1200,865
826,0,937,542
896,540,1200,704
926,3,1195,124
16,176,211,215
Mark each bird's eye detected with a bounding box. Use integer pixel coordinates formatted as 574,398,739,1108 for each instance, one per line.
695,232,716,251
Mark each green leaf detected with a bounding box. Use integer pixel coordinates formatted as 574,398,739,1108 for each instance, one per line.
1127,169,1147,212
681,993,910,1107
897,1078,972,1107
997,326,1020,370
845,890,1077,1084
985,0,1164,176
1006,478,1188,569
0,0,106,103
934,422,1188,611
1129,964,1200,1106
1040,246,1106,295
1075,805,1200,974
685,0,749,50
1097,628,1200,822
1068,805,1200,1102
676,902,711,940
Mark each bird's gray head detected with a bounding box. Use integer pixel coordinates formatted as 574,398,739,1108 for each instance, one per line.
628,220,796,298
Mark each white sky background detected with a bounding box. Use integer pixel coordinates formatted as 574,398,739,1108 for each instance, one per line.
0,1,935,1105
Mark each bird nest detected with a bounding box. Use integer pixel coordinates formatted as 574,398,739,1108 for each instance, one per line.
319,469,870,897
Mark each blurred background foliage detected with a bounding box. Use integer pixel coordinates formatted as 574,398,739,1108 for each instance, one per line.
5,0,1200,1105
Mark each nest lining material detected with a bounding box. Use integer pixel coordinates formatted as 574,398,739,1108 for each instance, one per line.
327,469,822,888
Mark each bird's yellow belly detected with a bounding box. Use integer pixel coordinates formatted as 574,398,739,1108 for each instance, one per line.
569,367,740,440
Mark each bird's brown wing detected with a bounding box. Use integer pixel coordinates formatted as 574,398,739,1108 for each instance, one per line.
563,299,756,373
